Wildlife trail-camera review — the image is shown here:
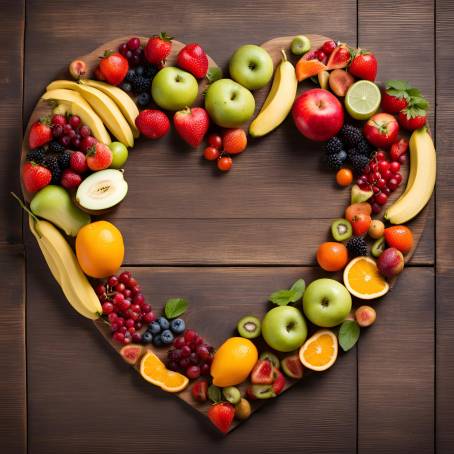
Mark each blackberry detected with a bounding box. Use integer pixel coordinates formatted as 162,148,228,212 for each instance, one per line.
350,154,370,175
48,140,65,154
120,82,132,93
325,137,344,155
325,152,344,171
143,63,157,79
26,147,46,164
347,237,368,257
43,155,61,184
340,124,363,148
132,75,151,94
125,69,136,83
135,65,145,76
357,139,373,157
347,147,359,160
58,150,72,170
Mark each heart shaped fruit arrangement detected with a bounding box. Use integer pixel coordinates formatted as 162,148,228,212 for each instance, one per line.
18,33,436,434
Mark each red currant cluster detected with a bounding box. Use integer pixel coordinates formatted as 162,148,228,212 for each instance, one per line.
166,329,215,379
95,271,156,345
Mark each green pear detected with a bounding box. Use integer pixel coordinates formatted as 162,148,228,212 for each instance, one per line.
30,185,90,236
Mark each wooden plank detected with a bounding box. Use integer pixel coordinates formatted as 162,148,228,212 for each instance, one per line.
435,0,454,452
0,245,26,453
26,250,357,452
0,0,24,243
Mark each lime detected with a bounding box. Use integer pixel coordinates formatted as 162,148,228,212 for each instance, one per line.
345,80,381,120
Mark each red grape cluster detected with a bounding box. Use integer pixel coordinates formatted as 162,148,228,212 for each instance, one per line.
95,271,156,345
356,150,405,214
118,37,144,66
166,329,215,379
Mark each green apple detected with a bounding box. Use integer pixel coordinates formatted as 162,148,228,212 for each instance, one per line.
205,79,255,128
229,45,273,90
290,35,311,56
261,306,308,352
151,67,198,111
30,185,90,236
109,142,128,169
303,279,352,328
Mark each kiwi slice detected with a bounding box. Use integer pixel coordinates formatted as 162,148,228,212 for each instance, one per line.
331,218,353,241
259,351,280,369
237,315,261,339
371,237,386,257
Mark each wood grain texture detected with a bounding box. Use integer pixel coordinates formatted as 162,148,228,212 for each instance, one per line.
435,0,454,452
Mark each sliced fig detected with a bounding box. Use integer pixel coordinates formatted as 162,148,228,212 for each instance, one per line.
281,353,304,379
272,368,286,395
250,359,274,385
329,69,355,97
120,344,143,365
326,44,351,70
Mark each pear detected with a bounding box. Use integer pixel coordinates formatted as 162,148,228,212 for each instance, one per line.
30,185,90,236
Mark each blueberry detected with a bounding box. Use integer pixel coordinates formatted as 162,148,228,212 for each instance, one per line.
170,318,185,334
136,92,150,107
120,82,132,92
135,65,144,76
158,316,170,330
338,149,348,162
161,329,174,345
152,334,163,347
149,321,161,335
142,331,153,344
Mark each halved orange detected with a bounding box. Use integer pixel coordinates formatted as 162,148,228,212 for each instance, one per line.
140,351,189,393
343,256,389,299
299,330,338,371
295,59,327,82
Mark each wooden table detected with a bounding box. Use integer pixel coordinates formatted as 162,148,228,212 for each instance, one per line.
1,0,453,452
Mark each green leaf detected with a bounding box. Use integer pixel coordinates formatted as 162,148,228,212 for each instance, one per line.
406,87,422,98
206,67,222,84
164,298,188,319
269,289,295,306
339,320,360,352
289,279,306,302
208,385,222,403
385,80,410,91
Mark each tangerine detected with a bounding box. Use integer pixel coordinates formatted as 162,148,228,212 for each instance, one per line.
384,225,413,254
316,241,348,272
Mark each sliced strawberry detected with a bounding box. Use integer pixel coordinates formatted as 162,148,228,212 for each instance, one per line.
272,368,286,395
326,44,351,70
191,379,208,403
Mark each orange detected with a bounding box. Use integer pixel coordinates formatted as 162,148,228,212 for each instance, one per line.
384,225,414,254
343,256,389,299
75,221,124,278
222,128,247,154
299,330,338,371
316,242,348,272
210,337,258,387
140,351,188,393
345,202,372,223
336,168,353,187
295,58,327,82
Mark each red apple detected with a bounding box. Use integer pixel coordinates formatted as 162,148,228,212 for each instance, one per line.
292,88,344,141
377,247,404,278
363,113,399,148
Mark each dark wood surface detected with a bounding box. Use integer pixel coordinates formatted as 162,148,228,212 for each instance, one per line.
1,0,453,452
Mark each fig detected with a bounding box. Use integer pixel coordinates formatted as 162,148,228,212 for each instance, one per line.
329,69,355,97
368,219,385,239
272,368,286,395
250,359,274,385
355,305,377,327
222,386,241,405
69,59,87,80
249,384,275,399
235,398,252,420
191,379,208,402
377,247,404,278
281,353,304,379
120,344,143,365
259,351,280,369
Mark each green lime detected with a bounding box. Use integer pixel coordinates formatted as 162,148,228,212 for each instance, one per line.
345,80,381,120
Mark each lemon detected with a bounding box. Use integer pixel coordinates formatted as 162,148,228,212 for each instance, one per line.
345,80,381,120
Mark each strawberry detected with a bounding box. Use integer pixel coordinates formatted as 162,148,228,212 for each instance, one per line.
28,118,52,149
173,107,209,147
144,32,173,65
326,44,351,70
381,80,411,114
207,403,235,434
86,143,113,171
348,50,378,81
397,96,428,130
99,51,129,86
177,43,209,78
135,109,170,139
191,379,208,402
222,128,247,154
272,368,286,396
390,138,409,162
61,169,82,189
22,162,51,193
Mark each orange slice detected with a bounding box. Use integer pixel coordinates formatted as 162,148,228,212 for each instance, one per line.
160,370,189,393
343,256,389,299
295,59,327,82
299,330,338,371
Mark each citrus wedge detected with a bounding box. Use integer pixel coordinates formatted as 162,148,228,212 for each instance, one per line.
160,370,189,393
299,330,338,371
295,59,327,82
343,256,389,299
345,80,381,120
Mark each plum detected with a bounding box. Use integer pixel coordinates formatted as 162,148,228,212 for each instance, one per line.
377,247,404,278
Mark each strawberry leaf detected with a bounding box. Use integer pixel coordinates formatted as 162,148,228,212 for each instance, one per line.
159,31,174,42
385,80,411,91
406,87,422,98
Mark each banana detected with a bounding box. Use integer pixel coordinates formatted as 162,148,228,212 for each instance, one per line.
249,50,297,137
28,215,102,319
42,88,111,144
384,127,436,224
47,80,134,146
81,79,140,138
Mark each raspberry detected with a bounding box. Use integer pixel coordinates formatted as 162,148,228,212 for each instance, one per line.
61,169,82,189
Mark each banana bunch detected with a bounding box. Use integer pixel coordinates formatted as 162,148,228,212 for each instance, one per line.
28,215,102,320
43,78,140,147
385,127,436,224
249,50,297,137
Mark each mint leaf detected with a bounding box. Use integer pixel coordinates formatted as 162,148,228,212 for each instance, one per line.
206,67,222,84
208,385,222,403
269,289,295,306
339,320,360,352
164,298,188,319
289,279,306,302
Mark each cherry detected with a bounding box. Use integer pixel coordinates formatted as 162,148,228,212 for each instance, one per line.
108,276,118,287
388,178,399,191
203,146,220,161
375,151,386,161
186,366,201,380
378,161,390,174
208,134,222,149
102,302,114,314
217,156,233,172
375,192,388,205
127,37,141,50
